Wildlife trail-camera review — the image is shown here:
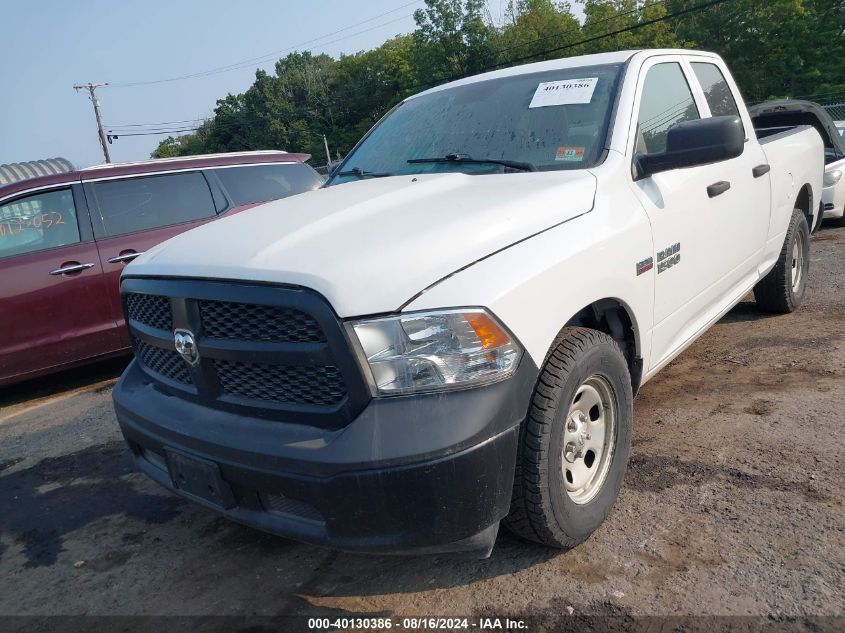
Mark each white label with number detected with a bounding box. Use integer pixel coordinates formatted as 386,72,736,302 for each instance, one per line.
529,77,598,108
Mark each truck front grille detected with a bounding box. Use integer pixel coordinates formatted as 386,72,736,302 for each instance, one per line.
121,279,370,428
215,359,345,406
134,338,193,385
199,300,324,343
126,293,172,331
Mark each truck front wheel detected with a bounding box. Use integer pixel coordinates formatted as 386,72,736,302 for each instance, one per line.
753,208,810,314
503,327,633,548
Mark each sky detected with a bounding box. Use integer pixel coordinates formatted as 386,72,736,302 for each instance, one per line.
3,0,569,169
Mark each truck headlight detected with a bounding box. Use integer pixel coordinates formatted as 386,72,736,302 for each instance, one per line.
824,169,842,186
350,308,522,395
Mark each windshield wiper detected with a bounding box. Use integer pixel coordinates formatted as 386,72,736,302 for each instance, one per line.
336,166,394,178
407,153,537,172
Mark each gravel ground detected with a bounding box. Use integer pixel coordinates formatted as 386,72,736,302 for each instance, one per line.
0,225,843,629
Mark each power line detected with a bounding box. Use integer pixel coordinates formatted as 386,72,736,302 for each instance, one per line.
492,0,671,59
487,0,731,71
402,0,731,94
108,127,201,138
110,0,731,145
105,0,679,133
109,1,424,88
640,96,696,125
108,125,207,134
105,117,207,129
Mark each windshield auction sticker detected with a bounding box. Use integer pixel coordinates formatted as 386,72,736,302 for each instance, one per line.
556,146,585,162
529,77,598,107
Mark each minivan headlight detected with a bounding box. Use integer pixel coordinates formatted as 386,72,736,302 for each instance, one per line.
824,169,842,186
349,308,522,395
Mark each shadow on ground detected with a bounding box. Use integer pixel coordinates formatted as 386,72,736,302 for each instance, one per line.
0,441,182,568
0,356,130,410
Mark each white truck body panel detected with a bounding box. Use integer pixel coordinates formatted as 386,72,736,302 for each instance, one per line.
127,49,823,389
134,170,596,318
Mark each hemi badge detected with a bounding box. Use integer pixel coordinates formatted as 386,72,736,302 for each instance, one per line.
636,257,654,276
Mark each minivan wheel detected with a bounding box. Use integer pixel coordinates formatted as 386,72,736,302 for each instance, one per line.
503,327,633,549
753,208,810,314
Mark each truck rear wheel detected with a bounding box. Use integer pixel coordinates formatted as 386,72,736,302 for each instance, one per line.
503,327,632,549
753,209,809,314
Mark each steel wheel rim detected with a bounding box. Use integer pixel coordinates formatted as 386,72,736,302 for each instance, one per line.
561,374,616,505
791,230,805,293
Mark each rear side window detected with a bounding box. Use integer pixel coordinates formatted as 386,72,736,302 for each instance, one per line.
90,171,216,238
213,163,323,206
691,62,741,119
0,188,80,259
635,63,700,155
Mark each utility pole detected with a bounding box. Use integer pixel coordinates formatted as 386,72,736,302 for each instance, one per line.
73,82,111,163
323,134,332,166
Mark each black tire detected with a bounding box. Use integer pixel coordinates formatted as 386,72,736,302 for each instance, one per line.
753,209,810,314
503,327,633,548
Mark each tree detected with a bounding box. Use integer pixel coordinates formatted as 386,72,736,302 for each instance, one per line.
579,0,681,55
667,0,845,103
151,121,214,158
332,35,417,152
493,0,583,64
412,0,496,84
152,0,845,160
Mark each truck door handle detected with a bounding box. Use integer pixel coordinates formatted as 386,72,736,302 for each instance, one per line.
707,181,731,198
49,262,95,276
752,164,771,178
107,251,144,264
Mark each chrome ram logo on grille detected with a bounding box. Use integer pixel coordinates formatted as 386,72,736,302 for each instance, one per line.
173,329,200,366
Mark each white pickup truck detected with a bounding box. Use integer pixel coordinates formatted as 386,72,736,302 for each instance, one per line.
113,49,823,557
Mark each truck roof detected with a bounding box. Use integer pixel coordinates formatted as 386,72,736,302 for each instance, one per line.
412,49,721,99
0,150,311,200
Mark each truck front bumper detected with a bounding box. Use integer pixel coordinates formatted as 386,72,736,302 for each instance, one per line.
113,357,538,557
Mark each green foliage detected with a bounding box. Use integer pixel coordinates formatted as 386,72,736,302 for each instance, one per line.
493,1,583,63
580,0,681,54
667,0,845,103
413,0,496,79
152,0,845,161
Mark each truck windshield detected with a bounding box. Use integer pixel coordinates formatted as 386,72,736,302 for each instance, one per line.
328,63,622,185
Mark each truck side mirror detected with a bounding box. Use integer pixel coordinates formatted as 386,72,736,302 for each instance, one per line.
635,115,745,180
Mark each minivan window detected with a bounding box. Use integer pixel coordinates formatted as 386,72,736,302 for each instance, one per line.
635,62,700,155
213,163,323,206
0,188,80,259
328,63,623,184
90,171,216,238
691,62,741,119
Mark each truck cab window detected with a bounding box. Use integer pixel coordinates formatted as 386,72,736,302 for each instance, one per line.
691,62,741,119
635,62,700,155
0,188,80,259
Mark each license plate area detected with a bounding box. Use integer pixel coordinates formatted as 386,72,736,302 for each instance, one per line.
165,449,236,509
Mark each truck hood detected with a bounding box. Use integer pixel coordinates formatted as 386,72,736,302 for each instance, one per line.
129,171,596,316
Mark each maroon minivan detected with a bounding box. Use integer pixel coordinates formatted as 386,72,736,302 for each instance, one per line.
0,151,322,386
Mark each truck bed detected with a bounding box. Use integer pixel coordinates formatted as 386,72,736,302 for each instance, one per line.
756,124,824,241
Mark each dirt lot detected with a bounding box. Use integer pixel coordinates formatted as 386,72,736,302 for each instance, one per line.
1,226,843,628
